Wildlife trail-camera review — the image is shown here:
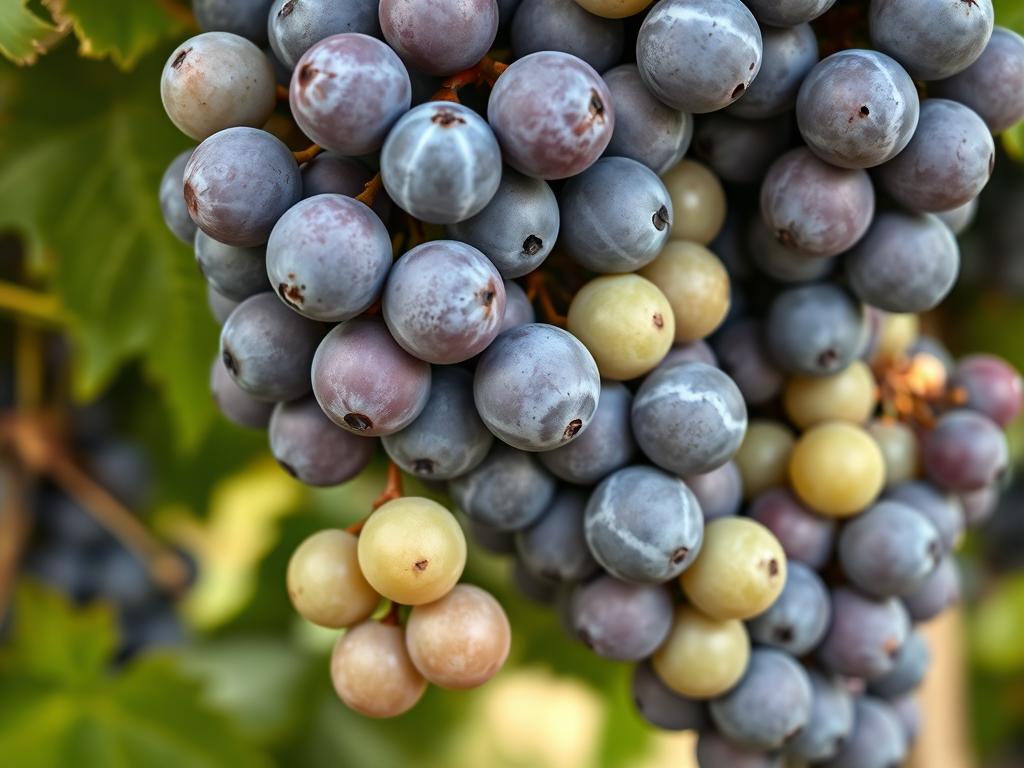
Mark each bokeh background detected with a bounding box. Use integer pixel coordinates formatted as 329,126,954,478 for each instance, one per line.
1,1,1023,766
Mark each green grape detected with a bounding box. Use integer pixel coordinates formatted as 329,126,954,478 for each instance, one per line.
680,517,787,620
783,361,878,429
405,584,511,690
734,420,795,500
566,274,675,381
330,621,427,718
357,497,467,605
872,312,919,364
868,419,920,487
790,422,885,517
287,530,381,628
652,605,750,699
661,160,727,245
639,241,731,343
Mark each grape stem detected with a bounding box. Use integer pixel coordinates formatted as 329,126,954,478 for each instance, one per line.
380,601,401,626
0,460,31,622
355,173,383,207
0,281,64,325
432,56,509,103
526,272,568,327
293,144,323,164
275,84,290,103
345,463,405,535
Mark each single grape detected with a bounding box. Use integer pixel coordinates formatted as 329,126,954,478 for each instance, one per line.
902,554,961,621
788,671,855,763
884,481,965,554
639,242,729,343
220,292,323,401
210,355,273,428
651,605,749,699
357,496,466,605
784,360,877,429
731,23,818,120
661,159,726,245
636,0,762,114
584,465,704,583
268,0,380,68
695,731,782,768
766,283,866,376
891,695,922,746
932,27,1024,133
572,0,650,18
659,340,718,369
922,409,1008,492
819,696,908,768
311,319,431,436
632,361,748,476
474,323,601,452
383,240,505,364
748,562,830,656
487,51,614,180
290,33,411,156
447,169,559,278
632,659,711,732
464,515,516,555
868,311,921,365
330,621,426,717
869,0,994,81
960,484,999,527
516,486,598,582
684,461,743,521
184,127,302,247
869,419,921,488
500,280,536,332
694,113,794,186
449,442,557,531
876,99,995,213
160,32,276,141
712,321,784,407
300,153,392,220
194,230,267,302
405,584,510,689
193,0,274,45
286,529,380,627
569,575,674,661
936,198,979,235
733,420,794,501
381,367,493,481
511,0,623,73
747,216,835,284
951,354,1024,428
868,629,930,700
790,422,885,517
748,488,836,570
743,0,835,26
817,587,910,679
796,50,919,169
760,148,875,257
269,397,376,486
379,0,498,76
159,149,197,244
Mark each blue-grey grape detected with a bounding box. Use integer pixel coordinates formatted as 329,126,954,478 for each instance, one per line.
694,113,794,186
299,153,392,221
269,396,377,486
194,230,267,301
632,361,748,476
684,461,743,521
184,127,302,247
210,355,274,428
515,486,598,582
748,488,836,570
891,695,922,746
817,587,910,679
743,0,835,26
632,660,710,732
381,366,494,480
220,292,324,401
923,409,1008,492
747,216,835,284
499,280,535,333
568,575,673,661
868,629,930,700
207,285,239,324
789,671,855,763
379,0,498,76
584,465,704,583
765,283,866,376
730,23,818,120
464,515,516,555
695,731,782,768
636,0,763,114
159,149,197,244
449,442,556,531
474,323,600,452
512,559,558,604
311,318,431,435
193,0,273,44
885,481,965,554
820,696,908,768
381,102,502,224
268,0,380,68
902,554,961,622
447,169,559,278
712,319,784,406
510,0,623,73
748,562,830,656
659,340,718,370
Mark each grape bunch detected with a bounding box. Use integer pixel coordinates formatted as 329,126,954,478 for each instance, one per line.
160,0,1024,758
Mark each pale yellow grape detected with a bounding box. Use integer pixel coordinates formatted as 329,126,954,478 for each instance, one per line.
661,160,726,245
638,242,730,343
734,420,795,500
680,518,787,620
357,497,466,605
873,312,920,363
330,621,426,718
573,0,652,18
783,361,878,429
287,529,381,628
789,422,885,517
406,584,511,689
652,605,750,699
868,419,920,487
566,274,675,380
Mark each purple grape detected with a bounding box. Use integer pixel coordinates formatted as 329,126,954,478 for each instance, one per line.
210,355,274,428
876,99,995,214
952,354,1024,428
487,51,614,180
902,554,961,621
447,169,559,278
474,323,600,452
449,442,556,531
884,481,965,554
712,319,784,406
932,27,1024,133
290,33,411,156
539,381,637,485
730,22,818,120
511,0,623,73
159,149,197,244
584,466,704,583
269,396,377,486
220,292,324,401
207,285,239,325
299,153,392,220
381,366,494,480
960,484,999,527
820,696,907,768
684,461,743,521
748,562,830,656
743,0,835,26
194,0,274,45
380,102,503,224
268,0,380,68
266,194,393,322
382,240,505,364
868,629,930,700
194,230,267,302
817,587,910,680
747,216,835,284
633,659,710,732
760,147,874,257
311,318,431,436
499,280,536,333
936,198,979,235
694,113,794,186
184,127,302,247
515,486,598,582
789,671,855,763
379,0,498,76
765,283,866,376
696,731,782,768
748,488,836,570
569,575,673,661
658,340,718,369
636,0,763,114
923,409,1008,492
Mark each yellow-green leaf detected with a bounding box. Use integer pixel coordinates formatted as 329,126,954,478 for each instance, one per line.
0,0,68,65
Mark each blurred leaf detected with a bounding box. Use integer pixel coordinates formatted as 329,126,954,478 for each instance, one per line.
0,0,68,65
995,0,1024,33
971,573,1024,672
1002,120,1024,162
0,45,217,447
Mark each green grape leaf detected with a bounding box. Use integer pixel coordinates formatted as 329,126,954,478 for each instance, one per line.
0,583,272,768
0,0,68,65
0,44,217,448
995,0,1024,34
1002,119,1024,162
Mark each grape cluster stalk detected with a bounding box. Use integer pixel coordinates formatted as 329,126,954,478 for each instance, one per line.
162,0,1024,758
